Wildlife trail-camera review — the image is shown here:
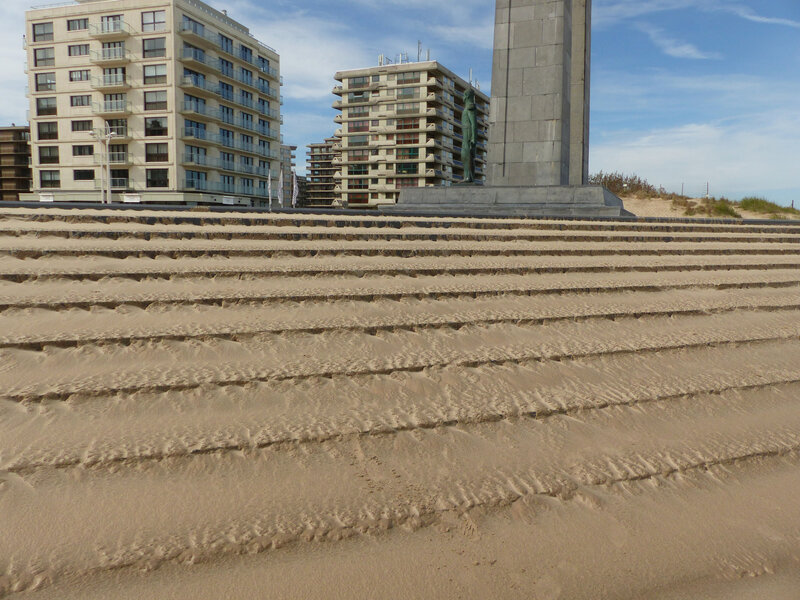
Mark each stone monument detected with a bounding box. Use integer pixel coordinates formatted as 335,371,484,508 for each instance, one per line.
385,0,630,218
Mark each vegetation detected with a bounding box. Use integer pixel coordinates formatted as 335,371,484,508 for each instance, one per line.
739,196,800,217
590,172,797,219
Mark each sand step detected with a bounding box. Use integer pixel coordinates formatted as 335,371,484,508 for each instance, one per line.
0,268,799,312
2,240,800,260
1,285,798,350
3,362,799,593
1,225,799,245
1,254,800,283
3,208,800,235
1,308,798,403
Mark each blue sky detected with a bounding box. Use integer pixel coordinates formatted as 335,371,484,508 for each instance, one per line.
2,0,798,203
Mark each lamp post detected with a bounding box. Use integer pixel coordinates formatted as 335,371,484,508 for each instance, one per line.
91,125,118,204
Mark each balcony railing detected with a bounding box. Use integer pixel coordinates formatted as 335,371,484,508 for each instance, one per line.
91,74,129,89
94,178,132,190
90,47,131,63
89,21,132,37
92,100,131,114
181,75,215,94
94,152,131,165
179,22,217,45
181,48,208,65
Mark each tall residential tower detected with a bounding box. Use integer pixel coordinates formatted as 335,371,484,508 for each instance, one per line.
24,0,282,205
333,61,489,208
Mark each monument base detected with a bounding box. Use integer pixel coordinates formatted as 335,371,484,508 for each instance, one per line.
383,185,631,218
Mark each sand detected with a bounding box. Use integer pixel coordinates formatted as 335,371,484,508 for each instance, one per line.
1,206,800,599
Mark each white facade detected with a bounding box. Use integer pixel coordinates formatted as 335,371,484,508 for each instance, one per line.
24,0,281,205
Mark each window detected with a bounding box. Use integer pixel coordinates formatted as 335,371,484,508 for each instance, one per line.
68,44,90,57
396,103,420,115
143,37,166,58
349,135,369,147
32,22,53,42
109,144,128,164
220,151,234,169
35,72,56,92
70,69,90,82
39,146,59,164
396,118,419,130
145,117,168,136
144,90,167,111
397,87,419,99
219,105,234,124
141,10,166,32
240,67,253,87
219,128,234,147
397,71,421,84
219,81,233,101
219,58,233,78
348,92,369,104
38,122,58,140
240,134,253,150
349,149,369,162
241,112,253,129
73,169,95,180
70,95,91,107
349,76,369,89
372,75,380,83
72,145,94,156
146,168,169,188
145,143,168,162
40,170,60,188
397,133,419,145
72,120,93,132
185,145,206,164
349,178,368,190
239,45,252,63
348,193,368,204
102,66,126,86
185,170,207,189
397,163,418,175
348,164,368,175
36,97,57,116
349,120,369,133
105,119,128,136
143,64,167,84
240,90,253,107
34,48,55,67
184,119,205,138
100,15,123,34
220,174,235,191
183,42,204,62
397,148,419,160
219,34,233,54
67,18,88,31
182,15,203,34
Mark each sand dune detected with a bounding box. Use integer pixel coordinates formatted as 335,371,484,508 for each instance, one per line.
1,207,800,599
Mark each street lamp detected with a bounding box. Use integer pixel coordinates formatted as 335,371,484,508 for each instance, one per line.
91,125,118,204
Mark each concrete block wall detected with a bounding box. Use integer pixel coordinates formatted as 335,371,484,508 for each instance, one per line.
488,0,590,188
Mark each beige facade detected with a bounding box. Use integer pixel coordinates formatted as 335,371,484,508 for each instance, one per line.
332,61,489,208
0,126,32,201
305,137,338,207
279,143,296,205
24,0,281,205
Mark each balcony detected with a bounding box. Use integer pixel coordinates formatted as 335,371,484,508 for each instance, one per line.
90,47,131,65
94,125,130,139
91,74,129,91
257,63,279,80
89,20,132,38
94,152,132,166
178,22,218,47
92,100,131,115
94,178,134,190
259,86,279,101
181,154,211,168
257,106,280,120
180,101,211,118
183,178,209,191
181,48,212,69
257,126,279,141
180,75,216,96
181,128,215,144
333,115,343,124
257,147,278,160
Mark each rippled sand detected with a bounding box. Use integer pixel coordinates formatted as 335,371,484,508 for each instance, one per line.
1,207,800,599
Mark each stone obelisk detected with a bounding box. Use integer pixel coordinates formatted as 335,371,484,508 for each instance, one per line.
487,0,591,187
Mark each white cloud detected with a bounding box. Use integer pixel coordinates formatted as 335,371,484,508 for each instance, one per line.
591,110,800,202
636,24,721,60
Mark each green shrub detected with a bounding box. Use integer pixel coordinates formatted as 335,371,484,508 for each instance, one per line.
739,196,800,215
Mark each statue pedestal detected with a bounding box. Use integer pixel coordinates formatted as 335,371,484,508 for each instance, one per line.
382,185,631,218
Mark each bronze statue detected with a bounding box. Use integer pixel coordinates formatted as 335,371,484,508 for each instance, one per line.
460,89,478,183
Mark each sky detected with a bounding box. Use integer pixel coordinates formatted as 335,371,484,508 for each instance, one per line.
2,0,798,203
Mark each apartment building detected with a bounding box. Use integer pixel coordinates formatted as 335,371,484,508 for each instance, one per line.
24,0,282,206
332,60,489,208
305,137,338,207
279,143,296,204
0,126,32,201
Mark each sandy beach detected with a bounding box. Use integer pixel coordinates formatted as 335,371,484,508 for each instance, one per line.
1,207,800,599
